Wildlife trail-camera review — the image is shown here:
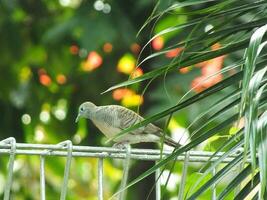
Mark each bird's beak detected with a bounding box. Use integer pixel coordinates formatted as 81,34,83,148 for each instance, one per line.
75,114,80,123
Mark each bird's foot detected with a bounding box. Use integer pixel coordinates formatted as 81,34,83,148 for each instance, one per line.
113,142,129,149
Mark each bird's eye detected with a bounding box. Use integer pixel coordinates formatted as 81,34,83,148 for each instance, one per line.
80,107,84,112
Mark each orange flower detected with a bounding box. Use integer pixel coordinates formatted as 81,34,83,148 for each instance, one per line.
202,74,223,88
195,61,208,68
165,47,183,58
112,89,133,101
179,66,190,74
191,43,226,93
191,76,206,93
131,68,143,78
211,43,221,50
151,36,164,51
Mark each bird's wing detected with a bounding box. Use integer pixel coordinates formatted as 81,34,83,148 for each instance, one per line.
144,123,163,136
144,123,180,147
94,106,116,127
111,105,145,134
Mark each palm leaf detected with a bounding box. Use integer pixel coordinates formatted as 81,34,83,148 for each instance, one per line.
105,1,267,199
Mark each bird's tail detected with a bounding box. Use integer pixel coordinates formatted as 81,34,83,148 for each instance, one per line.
163,135,181,148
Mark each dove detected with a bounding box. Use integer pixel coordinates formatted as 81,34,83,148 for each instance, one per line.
75,101,181,148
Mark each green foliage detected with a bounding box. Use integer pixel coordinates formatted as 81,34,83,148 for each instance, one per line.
106,0,267,199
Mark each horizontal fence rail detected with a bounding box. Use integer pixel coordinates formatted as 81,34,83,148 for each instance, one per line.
0,137,247,200
0,140,244,163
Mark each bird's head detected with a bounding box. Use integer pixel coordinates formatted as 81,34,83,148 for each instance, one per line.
75,101,97,122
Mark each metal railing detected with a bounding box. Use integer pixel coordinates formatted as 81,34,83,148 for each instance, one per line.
0,137,243,200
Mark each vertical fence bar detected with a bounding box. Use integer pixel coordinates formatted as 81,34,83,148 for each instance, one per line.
59,141,73,200
40,155,46,200
178,151,190,200
119,144,131,200
1,137,16,200
212,167,216,200
155,166,161,200
98,158,104,200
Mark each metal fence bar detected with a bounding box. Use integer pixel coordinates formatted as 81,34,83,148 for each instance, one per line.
0,143,243,157
119,144,131,200
155,167,161,200
40,155,46,200
0,137,16,200
98,158,104,200
0,139,248,199
178,151,190,200
58,140,73,200
0,147,246,163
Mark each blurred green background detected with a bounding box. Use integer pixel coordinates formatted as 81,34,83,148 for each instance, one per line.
0,0,235,199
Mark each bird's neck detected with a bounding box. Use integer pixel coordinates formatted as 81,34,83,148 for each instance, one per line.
86,107,99,120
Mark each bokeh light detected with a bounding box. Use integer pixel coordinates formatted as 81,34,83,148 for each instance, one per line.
103,42,113,53
179,66,190,74
112,88,143,107
103,3,111,14
205,24,214,32
21,114,31,125
69,45,79,55
19,67,32,82
82,51,103,71
87,51,103,67
39,74,52,86
94,0,104,11
59,0,81,8
161,170,180,191
56,74,67,84
168,119,190,146
151,36,164,51
13,159,23,172
34,126,45,142
53,99,67,120
130,68,143,79
54,108,66,120
117,53,136,74
112,88,133,101
78,48,88,58
191,43,225,93
121,93,143,107
40,110,50,123
130,43,141,54
165,47,183,58
195,60,208,68
191,76,206,93
73,134,82,144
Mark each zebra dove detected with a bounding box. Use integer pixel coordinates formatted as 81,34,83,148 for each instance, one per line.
75,101,180,148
